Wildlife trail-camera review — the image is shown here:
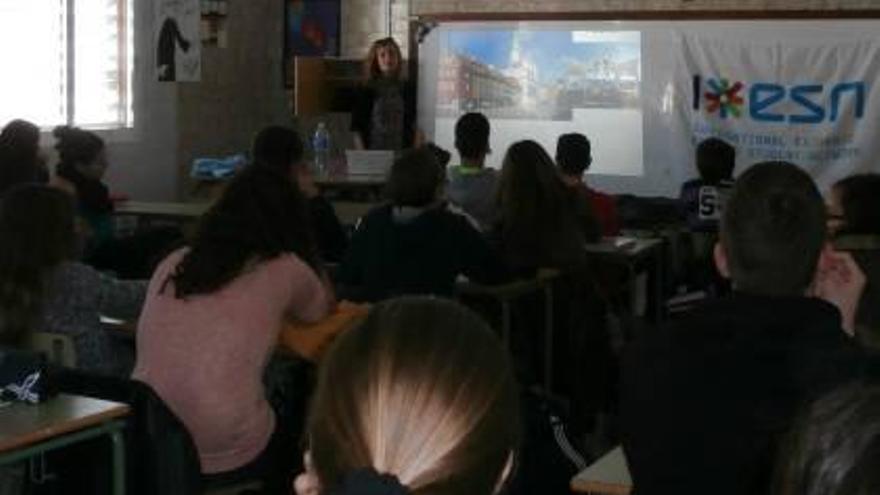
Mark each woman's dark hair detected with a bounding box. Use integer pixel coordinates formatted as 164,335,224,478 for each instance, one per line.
497,140,587,271
0,119,42,194
364,37,403,81
0,185,77,345
832,174,880,236
385,148,443,208
696,138,735,184
250,125,305,176
166,165,320,299
53,125,105,174
776,383,880,495
308,296,520,495
425,142,452,167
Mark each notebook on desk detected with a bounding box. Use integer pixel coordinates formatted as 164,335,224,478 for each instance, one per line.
345,150,394,177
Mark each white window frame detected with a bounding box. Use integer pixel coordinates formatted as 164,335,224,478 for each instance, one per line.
70,0,135,132
11,0,137,136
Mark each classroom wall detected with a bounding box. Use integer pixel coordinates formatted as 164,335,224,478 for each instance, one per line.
341,0,878,58
102,1,289,201
342,0,411,58
101,0,178,202
176,0,291,199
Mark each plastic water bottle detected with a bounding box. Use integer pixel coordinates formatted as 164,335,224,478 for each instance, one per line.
312,122,330,175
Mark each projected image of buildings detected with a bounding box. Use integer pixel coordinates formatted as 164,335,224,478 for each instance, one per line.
437,29,641,121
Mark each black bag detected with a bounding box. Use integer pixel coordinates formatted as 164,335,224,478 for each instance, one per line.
0,347,51,404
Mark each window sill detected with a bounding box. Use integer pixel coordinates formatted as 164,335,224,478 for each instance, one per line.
39,125,140,145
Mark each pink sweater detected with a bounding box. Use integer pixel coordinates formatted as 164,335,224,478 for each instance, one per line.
133,249,331,473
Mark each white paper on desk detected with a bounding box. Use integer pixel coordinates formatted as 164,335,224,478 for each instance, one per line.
613,236,637,249
345,150,394,176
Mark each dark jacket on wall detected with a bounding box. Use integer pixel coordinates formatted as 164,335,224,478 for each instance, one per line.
621,293,875,495
336,203,506,302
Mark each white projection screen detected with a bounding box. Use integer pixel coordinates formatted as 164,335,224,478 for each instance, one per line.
417,20,880,197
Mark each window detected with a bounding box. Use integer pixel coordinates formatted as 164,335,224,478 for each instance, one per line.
0,0,134,130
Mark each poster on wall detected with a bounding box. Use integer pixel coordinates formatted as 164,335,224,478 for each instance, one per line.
285,0,339,59
155,0,201,82
678,33,879,186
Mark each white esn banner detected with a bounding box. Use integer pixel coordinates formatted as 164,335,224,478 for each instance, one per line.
677,33,880,189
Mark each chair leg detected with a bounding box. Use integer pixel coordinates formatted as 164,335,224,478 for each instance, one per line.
501,299,511,346
543,285,554,391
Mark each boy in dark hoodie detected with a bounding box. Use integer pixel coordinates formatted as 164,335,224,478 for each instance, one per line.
337,148,505,302
622,161,874,495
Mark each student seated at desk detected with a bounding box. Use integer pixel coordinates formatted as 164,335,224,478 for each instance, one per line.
679,137,735,233
133,166,334,489
52,126,181,279
336,148,505,302
493,140,609,435
828,173,880,350
621,162,873,495
251,125,349,262
446,112,498,232
493,140,598,275
294,296,519,495
679,137,736,293
51,126,115,245
0,119,48,196
556,133,620,237
0,185,146,376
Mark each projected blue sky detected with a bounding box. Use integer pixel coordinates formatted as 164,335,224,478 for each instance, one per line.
444,29,640,84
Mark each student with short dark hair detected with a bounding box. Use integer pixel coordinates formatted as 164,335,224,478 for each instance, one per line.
336,148,505,302
679,137,736,232
556,133,619,236
775,383,880,495
446,112,498,231
622,162,872,495
251,125,348,262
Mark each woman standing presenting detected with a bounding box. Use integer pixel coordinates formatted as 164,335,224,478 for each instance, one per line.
351,37,418,151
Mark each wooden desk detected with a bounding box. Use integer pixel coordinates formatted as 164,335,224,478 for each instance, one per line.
332,200,380,227
114,201,210,220
315,174,385,188
315,173,385,201
571,446,632,494
586,237,665,324
0,394,130,495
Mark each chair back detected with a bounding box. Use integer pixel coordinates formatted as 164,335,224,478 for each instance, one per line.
51,370,202,495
